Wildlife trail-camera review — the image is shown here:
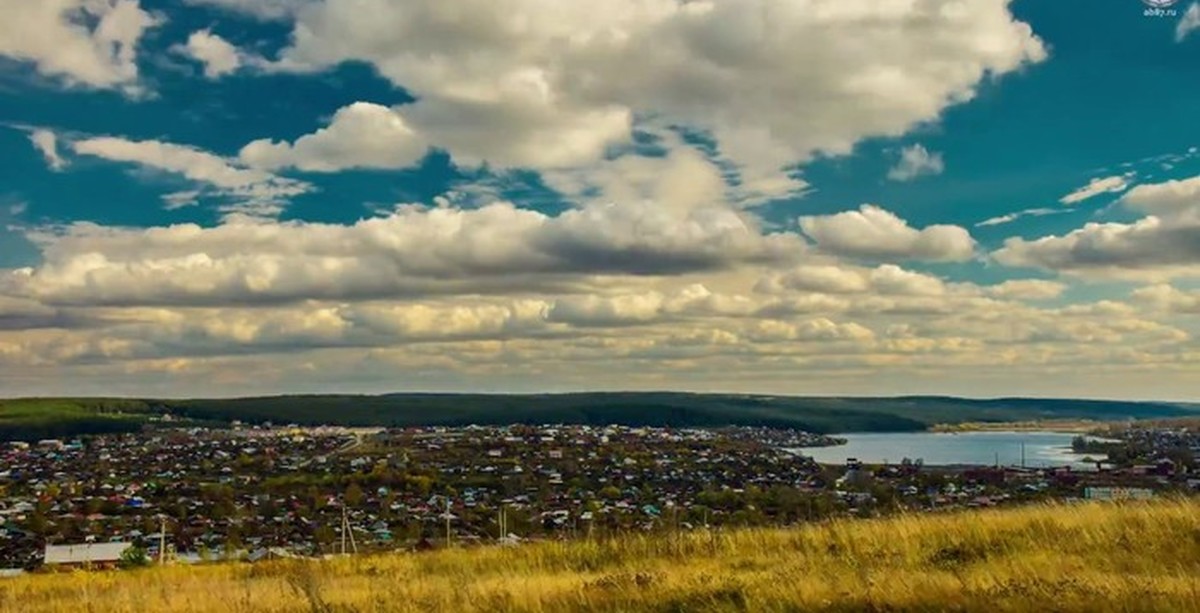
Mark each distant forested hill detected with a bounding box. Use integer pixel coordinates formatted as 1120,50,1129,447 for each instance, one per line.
0,398,164,441
3,393,1196,441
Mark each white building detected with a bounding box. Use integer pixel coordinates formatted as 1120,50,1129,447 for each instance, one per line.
1083,487,1154,501
44,542,133,566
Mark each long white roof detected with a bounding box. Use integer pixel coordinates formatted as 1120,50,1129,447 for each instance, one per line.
44,542,133,564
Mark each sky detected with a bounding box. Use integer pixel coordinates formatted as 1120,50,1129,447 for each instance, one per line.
1,0,1199,399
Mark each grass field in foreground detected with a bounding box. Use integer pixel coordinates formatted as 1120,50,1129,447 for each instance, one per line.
3,499,1200,612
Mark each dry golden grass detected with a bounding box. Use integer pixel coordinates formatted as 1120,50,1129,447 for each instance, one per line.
4,499,1200,612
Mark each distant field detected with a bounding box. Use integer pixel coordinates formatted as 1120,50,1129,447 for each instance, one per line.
2,499,1198,612
2,393,1198,441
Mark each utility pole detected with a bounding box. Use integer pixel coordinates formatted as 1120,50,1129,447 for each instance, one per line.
444,499,452,547
338,503,358,555
159,516,167,565
340,505,348,555
499,505,508,542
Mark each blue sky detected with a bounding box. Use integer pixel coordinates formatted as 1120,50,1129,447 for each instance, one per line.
1,0,1199,398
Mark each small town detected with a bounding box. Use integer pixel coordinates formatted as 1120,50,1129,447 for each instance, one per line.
2,420,1197,574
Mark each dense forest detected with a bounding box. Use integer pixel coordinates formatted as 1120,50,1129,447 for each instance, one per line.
2,393,1196,441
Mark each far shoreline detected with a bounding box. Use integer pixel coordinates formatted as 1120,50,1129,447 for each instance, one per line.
928,420,1104,435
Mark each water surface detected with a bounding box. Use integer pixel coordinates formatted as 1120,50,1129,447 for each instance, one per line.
796,431,1101,468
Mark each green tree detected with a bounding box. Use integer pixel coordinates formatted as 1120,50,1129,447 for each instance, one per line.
224,527,243,558
26,511,48,536
345,482,364,507
314,525,335,551
118,546,150,569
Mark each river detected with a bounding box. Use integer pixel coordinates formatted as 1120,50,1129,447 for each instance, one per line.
793,431,1105,468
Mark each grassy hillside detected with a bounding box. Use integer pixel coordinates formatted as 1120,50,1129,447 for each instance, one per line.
3,499,1199,612
3,393,1197,441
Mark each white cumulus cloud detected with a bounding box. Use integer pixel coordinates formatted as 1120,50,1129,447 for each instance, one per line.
239,102,428,172
755,263,950,298
542,143,730,214
1132,283,1200,314
0,0,159,92
985,279,1067,301
180,30,243,78
994,173,1200,279
887,145,944,182
264,0,1044,187
799,205,976,262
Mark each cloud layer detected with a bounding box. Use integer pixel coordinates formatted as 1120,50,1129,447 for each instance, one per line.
4,1,1199,400
8,200,804,307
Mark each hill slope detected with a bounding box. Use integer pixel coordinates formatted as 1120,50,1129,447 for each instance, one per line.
3,499,1199,612
4,393,1197,440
